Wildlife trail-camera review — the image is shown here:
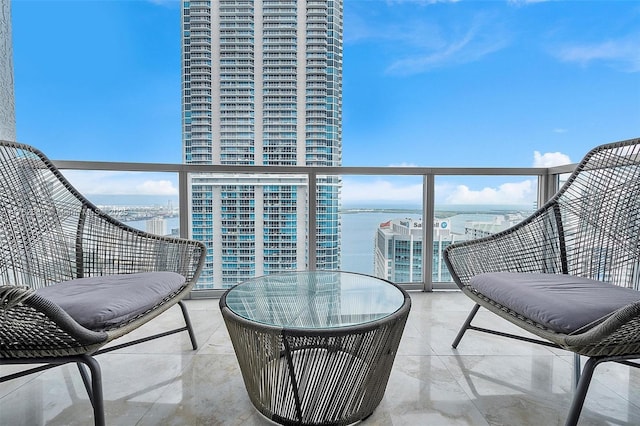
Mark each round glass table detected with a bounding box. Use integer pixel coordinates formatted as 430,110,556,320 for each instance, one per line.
220,271,411,425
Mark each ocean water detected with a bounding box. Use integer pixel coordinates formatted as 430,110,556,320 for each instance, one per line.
124,206,532,276
340,211,415,274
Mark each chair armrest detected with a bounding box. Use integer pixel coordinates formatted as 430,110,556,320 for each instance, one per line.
443,202,565,289
0,286,108,358
564,300,640,356
77,208,206,281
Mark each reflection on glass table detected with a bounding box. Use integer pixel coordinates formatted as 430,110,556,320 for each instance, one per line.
220,271,411,426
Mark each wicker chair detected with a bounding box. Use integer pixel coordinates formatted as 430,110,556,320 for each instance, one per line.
444,137,640,426
0,141,205,426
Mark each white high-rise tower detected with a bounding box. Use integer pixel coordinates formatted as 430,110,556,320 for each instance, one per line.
181,0,343,289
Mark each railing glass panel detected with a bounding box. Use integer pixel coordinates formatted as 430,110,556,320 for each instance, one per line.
432,175,539,287
59,170,181,237
340,175,425,285
53,160,570,296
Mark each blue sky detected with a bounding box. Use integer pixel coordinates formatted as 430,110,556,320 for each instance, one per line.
9,0,640,205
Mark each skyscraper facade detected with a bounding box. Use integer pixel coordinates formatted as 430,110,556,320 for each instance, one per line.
374,218,462,283
181,0,343,289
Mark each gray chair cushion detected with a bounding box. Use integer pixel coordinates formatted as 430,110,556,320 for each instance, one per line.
470,272,640,334
36,272,186,330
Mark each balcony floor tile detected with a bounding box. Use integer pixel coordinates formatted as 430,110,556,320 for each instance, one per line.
2,291,639,425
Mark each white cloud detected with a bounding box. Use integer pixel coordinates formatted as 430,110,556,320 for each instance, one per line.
533,151,571,167
346,2,510,75
553,128,568,134
553,34,640,73
342,179,423,203
342,176,537,206
388,162,419,167
61,171,179,196
136,180,179,196
445,179,535,204
385,14,510,75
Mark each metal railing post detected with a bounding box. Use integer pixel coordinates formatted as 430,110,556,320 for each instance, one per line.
423,174,435,292
178,168,190,240
308,171,317,271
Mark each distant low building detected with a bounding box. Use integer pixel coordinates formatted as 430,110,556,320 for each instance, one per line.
146,217,167,236
464,213,524,239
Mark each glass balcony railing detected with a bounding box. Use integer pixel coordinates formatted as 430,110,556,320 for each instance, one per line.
53,159,576,297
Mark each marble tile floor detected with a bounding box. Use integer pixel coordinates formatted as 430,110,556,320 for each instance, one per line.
2,291,640,425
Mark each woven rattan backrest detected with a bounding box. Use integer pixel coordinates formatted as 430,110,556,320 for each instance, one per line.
0,141,82,289
554,138,640,288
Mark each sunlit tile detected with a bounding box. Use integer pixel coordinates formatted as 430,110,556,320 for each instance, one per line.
2,292,640,425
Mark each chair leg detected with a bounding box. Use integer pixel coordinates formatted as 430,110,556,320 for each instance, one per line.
452,303,481,348
572,353,581,389
565,357,599,426
77,362,94,406
77,355,105,426
179,300,198,350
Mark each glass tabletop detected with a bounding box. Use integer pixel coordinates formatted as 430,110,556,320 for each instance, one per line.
223,271,407,329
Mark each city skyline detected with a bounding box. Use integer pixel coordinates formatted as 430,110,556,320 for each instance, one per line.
9,0,640,206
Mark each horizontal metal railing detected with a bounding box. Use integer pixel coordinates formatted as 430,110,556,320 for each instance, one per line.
53,159,577,296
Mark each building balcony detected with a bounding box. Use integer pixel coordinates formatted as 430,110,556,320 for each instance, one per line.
15,159,573,295
2,291,638,424
4,159,636,424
